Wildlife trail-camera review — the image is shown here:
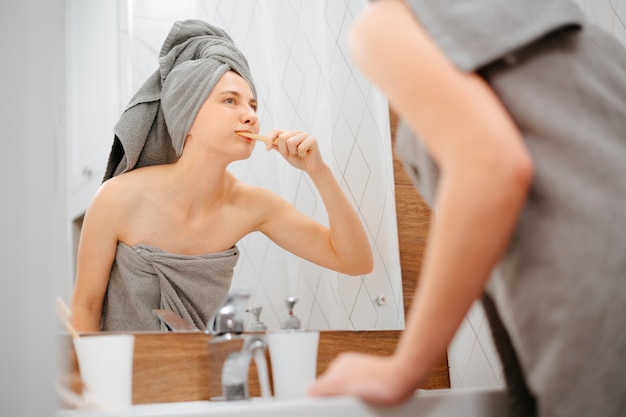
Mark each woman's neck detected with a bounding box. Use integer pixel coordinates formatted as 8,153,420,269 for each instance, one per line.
162,153,234,216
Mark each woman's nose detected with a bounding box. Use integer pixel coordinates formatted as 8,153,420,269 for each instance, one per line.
242,105,258,125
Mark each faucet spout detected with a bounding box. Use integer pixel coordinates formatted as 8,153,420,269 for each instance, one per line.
215,333,269,401
247,334,271,398
207,291,270,401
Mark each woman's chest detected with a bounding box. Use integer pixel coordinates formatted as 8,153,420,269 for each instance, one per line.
121,202,254,255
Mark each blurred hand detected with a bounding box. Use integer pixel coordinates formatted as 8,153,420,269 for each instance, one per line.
266,129,325,173
308,352,417,406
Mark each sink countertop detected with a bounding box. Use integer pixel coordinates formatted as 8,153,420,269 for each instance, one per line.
57,388,510,417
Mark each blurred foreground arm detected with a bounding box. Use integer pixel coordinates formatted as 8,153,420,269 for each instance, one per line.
310,0,532,404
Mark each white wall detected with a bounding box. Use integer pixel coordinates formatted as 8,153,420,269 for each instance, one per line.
62,0,123,303
0,0,65,415
65,0,122,223
448,0,626,389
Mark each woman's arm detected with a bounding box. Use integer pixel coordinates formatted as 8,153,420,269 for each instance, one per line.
257,130,373,276
311,0,533,403
70,181,122,332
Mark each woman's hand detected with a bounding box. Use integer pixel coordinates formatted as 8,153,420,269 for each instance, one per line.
309,352,418,405
266,129,325,173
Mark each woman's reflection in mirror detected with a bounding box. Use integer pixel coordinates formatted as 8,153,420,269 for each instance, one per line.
70,20,372,333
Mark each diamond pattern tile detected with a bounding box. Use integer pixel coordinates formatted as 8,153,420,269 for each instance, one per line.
350,284,378,329
336,275,364,321
343,143,371,206
448,301,504,389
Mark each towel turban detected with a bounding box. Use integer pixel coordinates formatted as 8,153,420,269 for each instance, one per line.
103,20,256,181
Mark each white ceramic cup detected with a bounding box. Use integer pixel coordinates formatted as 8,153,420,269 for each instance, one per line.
73,334,135,410
267,330,319,399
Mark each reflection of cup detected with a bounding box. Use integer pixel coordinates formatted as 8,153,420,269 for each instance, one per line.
267,330,319,399
73,334,135,410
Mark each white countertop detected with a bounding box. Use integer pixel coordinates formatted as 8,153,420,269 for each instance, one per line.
57,388,510,417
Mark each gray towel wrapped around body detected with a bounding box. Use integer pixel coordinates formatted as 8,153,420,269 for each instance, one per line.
101,242,240,331
104,19,256,180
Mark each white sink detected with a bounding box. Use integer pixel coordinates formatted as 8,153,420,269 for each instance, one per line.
57,388,510,417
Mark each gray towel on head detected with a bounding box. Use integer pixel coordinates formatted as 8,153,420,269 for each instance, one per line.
103,19,256,181
101,241,240,331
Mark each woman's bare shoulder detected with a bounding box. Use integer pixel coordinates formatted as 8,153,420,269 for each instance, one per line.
227,175,294,230
229,175,286,207
91,166,162,215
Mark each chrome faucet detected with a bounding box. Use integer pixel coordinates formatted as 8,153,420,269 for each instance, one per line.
219,333,270,400
207,291,271,401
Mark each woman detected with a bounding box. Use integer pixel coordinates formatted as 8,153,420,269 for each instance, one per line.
70,20,372,332
310,1,626,416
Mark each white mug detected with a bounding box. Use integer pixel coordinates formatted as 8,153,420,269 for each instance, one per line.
267,330,319,399
73,334,135,410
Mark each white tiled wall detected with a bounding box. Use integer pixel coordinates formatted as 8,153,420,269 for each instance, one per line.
123,0,403,331
448,0,626,389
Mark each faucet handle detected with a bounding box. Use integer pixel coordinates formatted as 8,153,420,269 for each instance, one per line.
248,306,263,321
281,296,301,330
285,297,297,313
246,306,267,332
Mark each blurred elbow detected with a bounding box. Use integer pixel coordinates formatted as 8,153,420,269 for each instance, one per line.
343,252,374,276
508,147,534,198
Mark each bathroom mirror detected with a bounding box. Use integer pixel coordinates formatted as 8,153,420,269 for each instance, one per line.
64,0,404,331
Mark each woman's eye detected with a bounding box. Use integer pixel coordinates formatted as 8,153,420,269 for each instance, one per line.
225,97,235,104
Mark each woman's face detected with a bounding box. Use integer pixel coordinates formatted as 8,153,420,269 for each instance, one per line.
186,71,259,158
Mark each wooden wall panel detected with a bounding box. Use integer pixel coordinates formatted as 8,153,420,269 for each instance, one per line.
317,331,449,390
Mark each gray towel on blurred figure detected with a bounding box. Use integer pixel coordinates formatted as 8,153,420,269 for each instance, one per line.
101,242,240,331
103,19,256,180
